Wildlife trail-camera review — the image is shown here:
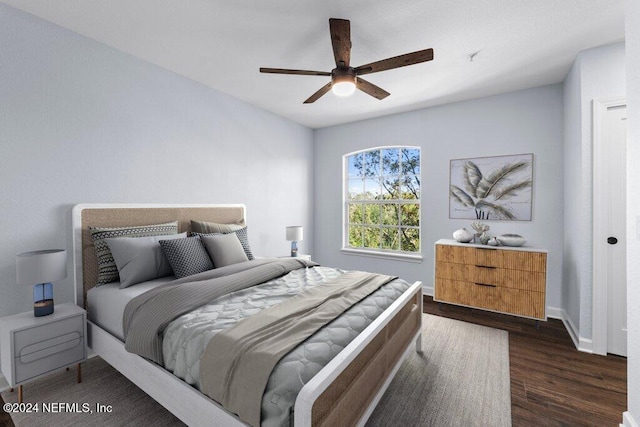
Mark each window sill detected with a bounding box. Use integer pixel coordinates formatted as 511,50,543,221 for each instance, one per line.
340,248,423,263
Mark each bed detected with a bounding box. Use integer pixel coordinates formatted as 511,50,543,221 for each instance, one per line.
71,203,423,427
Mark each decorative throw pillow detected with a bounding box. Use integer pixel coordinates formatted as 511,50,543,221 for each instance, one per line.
201,233,249,268
105,232,187,288
190,220,243,234
193,226,254,260
159,236,214,279
90,221,179,285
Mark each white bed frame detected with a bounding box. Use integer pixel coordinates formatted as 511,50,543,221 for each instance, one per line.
71,203,423,427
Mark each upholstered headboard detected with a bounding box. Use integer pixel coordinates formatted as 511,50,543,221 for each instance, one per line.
71,204,246,308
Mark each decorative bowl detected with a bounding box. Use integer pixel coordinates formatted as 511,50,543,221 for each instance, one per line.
497,234,527,247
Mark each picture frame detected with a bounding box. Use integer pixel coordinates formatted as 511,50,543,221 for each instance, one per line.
449,153,533,221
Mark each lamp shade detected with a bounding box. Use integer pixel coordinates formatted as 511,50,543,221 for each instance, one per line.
286,226,303,242
16,249,67,286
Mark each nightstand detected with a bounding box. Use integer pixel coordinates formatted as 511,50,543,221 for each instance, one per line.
0,303,87,403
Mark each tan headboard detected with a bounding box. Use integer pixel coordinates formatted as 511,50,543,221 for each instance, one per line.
72,204,246,307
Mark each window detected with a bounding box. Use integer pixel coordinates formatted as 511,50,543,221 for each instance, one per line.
344,147,420,255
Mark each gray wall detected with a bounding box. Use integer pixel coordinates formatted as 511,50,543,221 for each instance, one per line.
625,0,640,423
561,42,626,341
0,4,314,318
313,85,565,311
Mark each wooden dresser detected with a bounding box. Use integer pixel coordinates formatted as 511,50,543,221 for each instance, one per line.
434,239,547,320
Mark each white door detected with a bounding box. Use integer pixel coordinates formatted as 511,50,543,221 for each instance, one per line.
604,104,627,356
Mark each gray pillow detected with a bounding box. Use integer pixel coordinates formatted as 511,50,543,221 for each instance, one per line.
159,236,214,279
105,232,187,288
89,221,179,285
201,233,249,268
190,220,243,234
193,226,254,260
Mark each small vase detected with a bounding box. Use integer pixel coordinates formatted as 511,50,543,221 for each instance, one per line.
479,232,490,245
453,228,474,243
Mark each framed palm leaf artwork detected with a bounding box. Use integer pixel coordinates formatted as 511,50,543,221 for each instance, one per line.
449,153,533,221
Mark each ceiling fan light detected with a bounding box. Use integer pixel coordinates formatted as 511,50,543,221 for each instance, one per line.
332,81,356,97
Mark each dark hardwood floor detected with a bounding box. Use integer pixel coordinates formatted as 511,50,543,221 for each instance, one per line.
423,296,627,426
1,297,627,427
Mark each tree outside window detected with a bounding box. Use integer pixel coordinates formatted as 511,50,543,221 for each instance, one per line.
345,147,420,254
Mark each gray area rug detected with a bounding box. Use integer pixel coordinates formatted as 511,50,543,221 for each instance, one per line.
367,314,511,427
2,314,510,426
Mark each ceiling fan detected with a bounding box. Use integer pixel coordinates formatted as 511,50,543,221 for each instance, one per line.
259,18,434,104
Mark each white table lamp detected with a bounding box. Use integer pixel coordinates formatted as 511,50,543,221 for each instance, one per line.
16,249,67,317
286,226,303,257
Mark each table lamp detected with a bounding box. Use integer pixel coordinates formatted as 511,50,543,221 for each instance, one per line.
286,226,303,257
16,249,67,317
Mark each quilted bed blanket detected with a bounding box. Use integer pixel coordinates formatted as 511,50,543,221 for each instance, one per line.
123,258,410,426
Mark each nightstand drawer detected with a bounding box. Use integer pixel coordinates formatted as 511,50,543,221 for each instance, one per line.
18,331,82,364
13,315,84,358
14,335,84,384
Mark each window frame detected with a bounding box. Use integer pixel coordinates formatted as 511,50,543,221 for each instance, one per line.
342,146,422,261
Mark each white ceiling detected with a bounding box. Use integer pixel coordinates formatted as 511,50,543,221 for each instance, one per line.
2,0,625,128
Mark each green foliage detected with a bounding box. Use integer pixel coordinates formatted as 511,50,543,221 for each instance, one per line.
347,147,420,253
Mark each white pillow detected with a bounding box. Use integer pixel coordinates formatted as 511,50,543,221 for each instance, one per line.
105,232,187,288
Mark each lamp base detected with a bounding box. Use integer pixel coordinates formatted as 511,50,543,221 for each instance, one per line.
34,299,54,317
33,282,54,317
290,241,298,257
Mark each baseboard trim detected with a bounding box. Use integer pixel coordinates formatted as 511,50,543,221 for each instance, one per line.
422,285,434,297
623,411,639,427
549,307,594,353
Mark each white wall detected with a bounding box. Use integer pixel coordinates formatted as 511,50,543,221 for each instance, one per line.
624,1,640,425
561,43,626,345
0,4,314,319
562,56,583,333
313,85,565,311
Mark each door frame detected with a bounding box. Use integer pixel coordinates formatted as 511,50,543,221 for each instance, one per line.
592,96,626,356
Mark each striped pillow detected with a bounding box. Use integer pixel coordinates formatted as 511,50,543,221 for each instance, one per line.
90,221,179,285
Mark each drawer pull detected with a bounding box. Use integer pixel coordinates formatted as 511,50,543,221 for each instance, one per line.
474,282,497,288
475,265,496,269
476,247,497,251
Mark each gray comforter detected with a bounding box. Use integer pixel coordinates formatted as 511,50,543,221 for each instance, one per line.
200,270,396,426
124,260,411,426
123,258,316,364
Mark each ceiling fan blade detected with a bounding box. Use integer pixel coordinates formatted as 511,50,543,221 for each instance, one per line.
260,67,331,76
356,78,390,100
329,18,351,68
354,48,434,75
303,82,333,104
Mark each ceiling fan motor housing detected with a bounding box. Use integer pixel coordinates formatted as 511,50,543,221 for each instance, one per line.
331,67,356,85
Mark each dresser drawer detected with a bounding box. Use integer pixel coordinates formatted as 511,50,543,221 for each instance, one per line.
436,244,501,266
436,262,546,292
435,278,473,306
500,251,546,272
13,315,84,358
436,244,546,272
435,278,545,319
435,278,500,310
493,288,546,319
